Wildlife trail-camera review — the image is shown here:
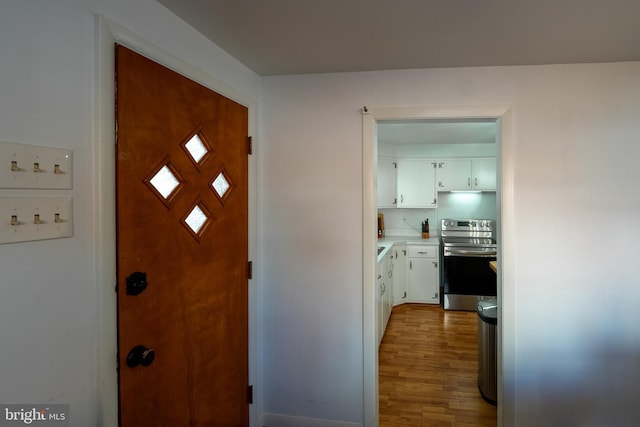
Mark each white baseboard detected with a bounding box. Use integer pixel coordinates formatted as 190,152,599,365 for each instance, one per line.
262,413,363,427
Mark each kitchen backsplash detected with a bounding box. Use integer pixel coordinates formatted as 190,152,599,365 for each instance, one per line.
380,192,497,236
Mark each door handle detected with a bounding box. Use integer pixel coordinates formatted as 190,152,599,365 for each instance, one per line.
126,345,156,367
126,271,148,296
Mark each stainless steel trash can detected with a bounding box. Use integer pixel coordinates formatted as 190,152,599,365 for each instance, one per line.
477,299,497,405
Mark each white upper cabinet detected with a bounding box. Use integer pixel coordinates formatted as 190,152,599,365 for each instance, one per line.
396,159,437,208
436,159,472,191
377,156,397,208
472,158,497,191
437,158,496,191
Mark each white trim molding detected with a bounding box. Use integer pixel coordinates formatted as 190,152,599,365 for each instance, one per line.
263,413,363,427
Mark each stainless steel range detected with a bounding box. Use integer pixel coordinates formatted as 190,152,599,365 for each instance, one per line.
440,219,497,311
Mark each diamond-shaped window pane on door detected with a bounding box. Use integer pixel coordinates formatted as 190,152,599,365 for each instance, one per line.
149,164,181,199
184,133,209,164
212,171,231,199
184,204,209,235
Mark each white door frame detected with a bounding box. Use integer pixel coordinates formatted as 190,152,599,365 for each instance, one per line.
362,105,515,427
95,15,259,427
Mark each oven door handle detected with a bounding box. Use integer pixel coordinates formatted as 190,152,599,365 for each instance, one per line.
445,248,497,257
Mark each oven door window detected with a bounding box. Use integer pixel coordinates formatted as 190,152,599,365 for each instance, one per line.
443,254,497,296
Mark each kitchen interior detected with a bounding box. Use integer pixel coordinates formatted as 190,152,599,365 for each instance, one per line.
375,118,499,425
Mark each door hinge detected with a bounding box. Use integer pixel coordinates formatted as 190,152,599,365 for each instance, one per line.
247,385,254,404
248,260,253,279
248,136,253,155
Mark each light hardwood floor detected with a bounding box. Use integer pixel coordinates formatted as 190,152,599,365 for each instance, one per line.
379,304,497,427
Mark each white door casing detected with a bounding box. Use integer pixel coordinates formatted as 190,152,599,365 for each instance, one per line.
363,105,515,427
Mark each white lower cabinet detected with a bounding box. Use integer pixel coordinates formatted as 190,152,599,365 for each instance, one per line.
407,245,439,304
377,242,440,345
377,250,394,345
392,245,407,306
383,256,393,333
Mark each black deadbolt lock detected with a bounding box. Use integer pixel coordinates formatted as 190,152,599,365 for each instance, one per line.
126,345,155,368
126,272,148,296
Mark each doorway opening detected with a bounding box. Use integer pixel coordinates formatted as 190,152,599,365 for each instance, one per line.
362,106,514,427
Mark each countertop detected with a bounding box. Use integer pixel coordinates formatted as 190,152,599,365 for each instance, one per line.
377,234,440,262
378,234,441,246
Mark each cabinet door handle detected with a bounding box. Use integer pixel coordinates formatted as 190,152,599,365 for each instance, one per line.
400,194,404,204
409,260,412,269
475,177,478,187
468,177,471,187
432,261,438,268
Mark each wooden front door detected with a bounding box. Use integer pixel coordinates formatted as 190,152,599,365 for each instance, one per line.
115,45,249,426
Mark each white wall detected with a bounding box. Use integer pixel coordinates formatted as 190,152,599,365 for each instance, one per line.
0,1,261,426
261,62,640,426
381,193,498,237
0,2,98,424
379,142,497,158
259,79,366,425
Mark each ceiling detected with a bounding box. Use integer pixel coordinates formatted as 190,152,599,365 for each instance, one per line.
156,0,640,76
154,0,638,145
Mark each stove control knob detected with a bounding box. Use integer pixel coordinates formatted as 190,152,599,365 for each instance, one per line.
480,220,485,227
